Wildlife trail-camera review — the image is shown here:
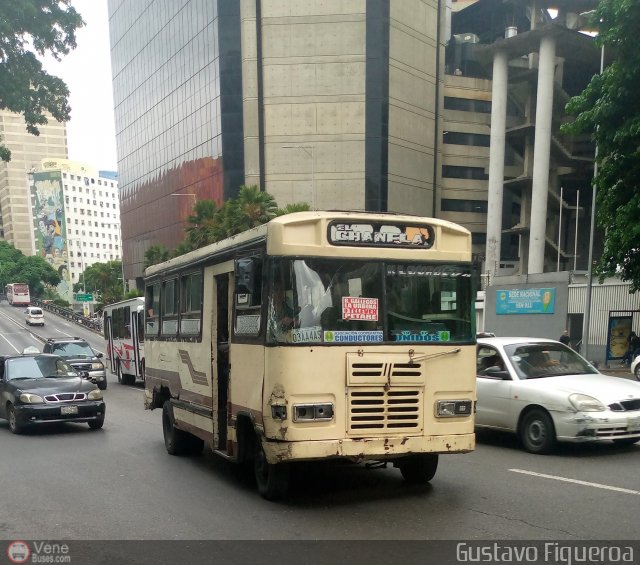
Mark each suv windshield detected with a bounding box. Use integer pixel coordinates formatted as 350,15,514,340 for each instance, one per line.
267,258,474,345
51,342,95,358
504,342,599,379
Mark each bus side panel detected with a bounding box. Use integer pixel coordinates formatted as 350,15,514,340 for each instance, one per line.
228,344,265,433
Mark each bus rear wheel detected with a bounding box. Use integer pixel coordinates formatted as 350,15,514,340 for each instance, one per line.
254,437,290,500
397,454,439,484
162,401,192,455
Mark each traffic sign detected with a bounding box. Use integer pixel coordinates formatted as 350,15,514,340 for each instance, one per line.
76,293,94,302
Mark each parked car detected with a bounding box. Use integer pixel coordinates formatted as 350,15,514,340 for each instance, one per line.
24,306,44,326
0,353,105,434
631,354,640,381
476,337,640,453
42,337,107,390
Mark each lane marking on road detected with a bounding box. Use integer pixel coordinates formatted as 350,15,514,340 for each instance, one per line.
509,468,640,495
0,333,21,353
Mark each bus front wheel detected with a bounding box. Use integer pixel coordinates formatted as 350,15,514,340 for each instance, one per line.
397,453,439,484
254,437,290,500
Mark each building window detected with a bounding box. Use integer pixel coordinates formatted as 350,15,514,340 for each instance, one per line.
472,232,487,245
441,199,488,213
444,96,491,114
442,165,489,180
443,131,490,147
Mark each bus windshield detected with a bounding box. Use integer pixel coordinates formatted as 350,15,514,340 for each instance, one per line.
267,258,474,345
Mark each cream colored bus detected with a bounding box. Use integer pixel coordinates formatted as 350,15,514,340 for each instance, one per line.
144,211,476,499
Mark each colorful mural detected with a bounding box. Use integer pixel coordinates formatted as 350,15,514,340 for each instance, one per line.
30,171,71,303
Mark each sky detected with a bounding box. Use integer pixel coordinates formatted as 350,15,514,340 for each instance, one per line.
43,0,118,172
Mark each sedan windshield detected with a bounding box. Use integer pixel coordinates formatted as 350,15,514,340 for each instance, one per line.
267,258,474,344
504,343,599,379
6,356,78,380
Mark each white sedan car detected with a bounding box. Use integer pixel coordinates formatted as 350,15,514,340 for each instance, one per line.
476,337,640,453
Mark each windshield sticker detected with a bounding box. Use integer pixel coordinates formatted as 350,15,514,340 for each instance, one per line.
386,265,471,277
342,297,379,321
292,326,322,343
328,222,435,249
324,331,383,343
394,330,451,342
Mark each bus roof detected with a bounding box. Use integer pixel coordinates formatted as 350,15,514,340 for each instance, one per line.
145,211,471,279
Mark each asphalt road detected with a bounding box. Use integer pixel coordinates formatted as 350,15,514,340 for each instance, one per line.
0,302,638,541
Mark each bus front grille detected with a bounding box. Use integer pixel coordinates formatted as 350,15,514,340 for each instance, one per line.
347,387,423,435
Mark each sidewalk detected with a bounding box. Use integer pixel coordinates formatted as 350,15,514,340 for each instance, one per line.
600,365,637,380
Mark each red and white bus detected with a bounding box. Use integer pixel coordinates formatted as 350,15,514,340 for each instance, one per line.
103,297,145,385
6,283,31,306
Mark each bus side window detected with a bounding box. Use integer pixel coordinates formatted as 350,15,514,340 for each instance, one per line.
145,283,160,336
234,257,263,338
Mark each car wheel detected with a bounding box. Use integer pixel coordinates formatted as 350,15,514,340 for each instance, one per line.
88,417,104,430
634,365,640,381
7,404,23,435
97,379,107,390
397,454,439,484
254,435,290,500
613,437,640,446
520,409,557,454
162,400,191,455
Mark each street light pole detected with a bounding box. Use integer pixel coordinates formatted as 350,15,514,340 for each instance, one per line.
282,145,315,209
581,45,605,361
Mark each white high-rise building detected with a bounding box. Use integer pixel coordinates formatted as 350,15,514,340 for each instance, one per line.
29,159,121,303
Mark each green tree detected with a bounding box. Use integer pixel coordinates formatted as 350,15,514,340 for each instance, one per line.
144,244,170,269
274,202,311,216
8,255,60,297
0,1,84,161
563,0,640,290
186,199,218,250
78,261,124,305
0,241,24,289
228,185,278,234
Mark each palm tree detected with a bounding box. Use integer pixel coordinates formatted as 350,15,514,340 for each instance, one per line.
186,200,218,250
227,185,278,235
144,244,170,268
274,202,311,216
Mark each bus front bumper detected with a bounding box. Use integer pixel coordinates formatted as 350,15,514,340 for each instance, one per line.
262,433,475,464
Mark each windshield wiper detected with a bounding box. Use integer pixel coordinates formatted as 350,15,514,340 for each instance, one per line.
408,347,461,365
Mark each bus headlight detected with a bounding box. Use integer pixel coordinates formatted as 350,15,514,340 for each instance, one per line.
436,400,472,417
293,403,334,422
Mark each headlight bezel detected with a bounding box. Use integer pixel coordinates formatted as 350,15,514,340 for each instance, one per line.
87,389,103,401
19,393,44,404
569,393,606,412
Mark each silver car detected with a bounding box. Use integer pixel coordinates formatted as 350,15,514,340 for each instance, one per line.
476,337,640,453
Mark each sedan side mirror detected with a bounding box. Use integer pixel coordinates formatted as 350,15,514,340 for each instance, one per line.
484,366,511,380
96,352,103,359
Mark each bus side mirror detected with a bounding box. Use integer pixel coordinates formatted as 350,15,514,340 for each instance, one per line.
235,258,260,296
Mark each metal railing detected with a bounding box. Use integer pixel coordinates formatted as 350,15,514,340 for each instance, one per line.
30,298,103,333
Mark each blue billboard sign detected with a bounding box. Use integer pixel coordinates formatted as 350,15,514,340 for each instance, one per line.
496,288,556,315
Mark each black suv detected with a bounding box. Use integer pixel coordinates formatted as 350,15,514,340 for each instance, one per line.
42,338,107,390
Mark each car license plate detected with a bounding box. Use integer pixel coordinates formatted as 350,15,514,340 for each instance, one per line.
61,405,78,415
628,417,640,432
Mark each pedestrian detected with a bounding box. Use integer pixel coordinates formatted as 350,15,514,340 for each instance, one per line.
559,330,570,346
621,331,640,366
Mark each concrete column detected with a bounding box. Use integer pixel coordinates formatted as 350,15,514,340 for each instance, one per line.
485,49,509,276
528,34,556,274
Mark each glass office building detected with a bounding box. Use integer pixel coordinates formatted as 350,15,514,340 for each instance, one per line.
109,0,443,282
109,0,243,282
